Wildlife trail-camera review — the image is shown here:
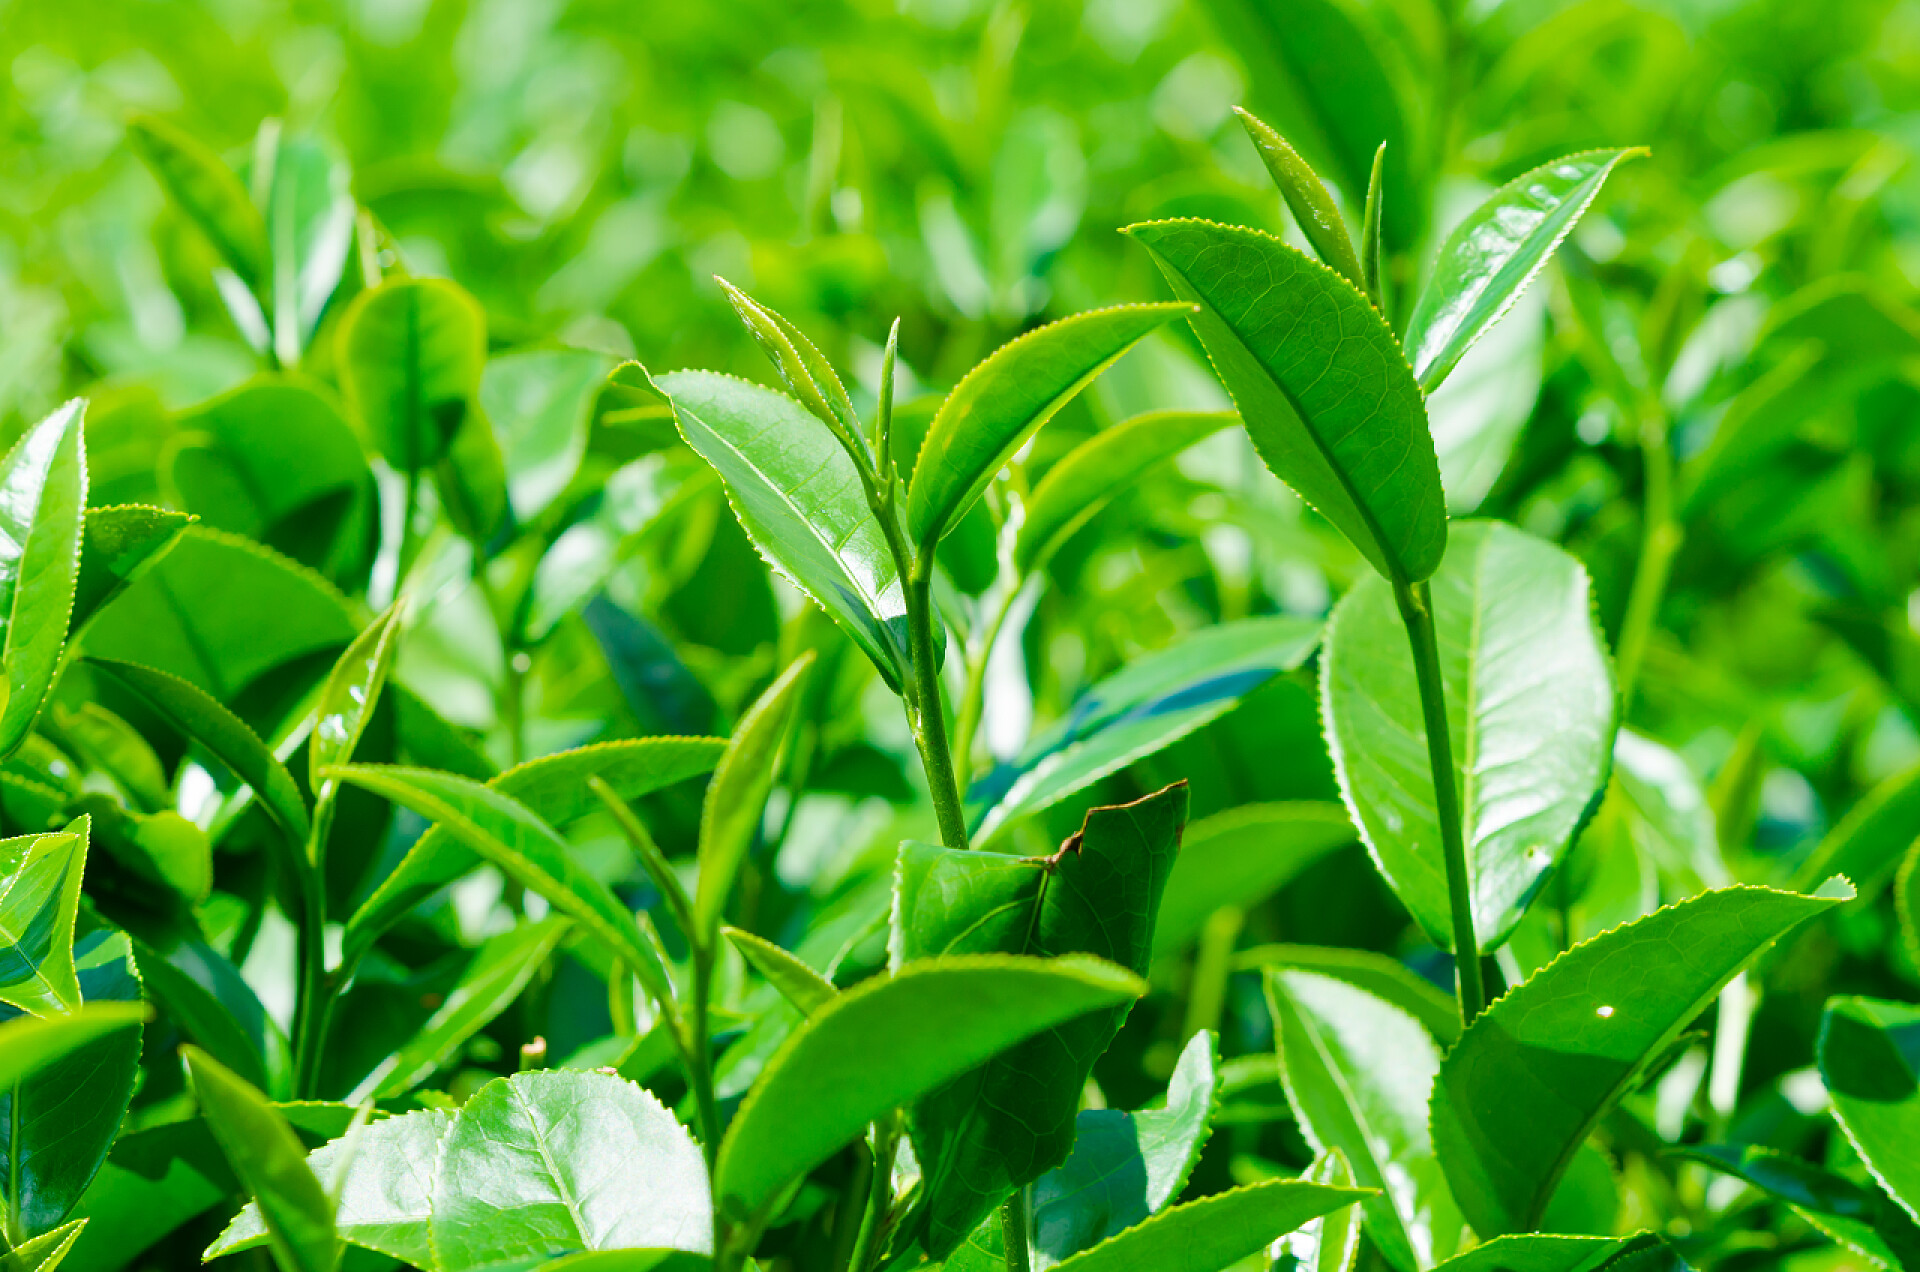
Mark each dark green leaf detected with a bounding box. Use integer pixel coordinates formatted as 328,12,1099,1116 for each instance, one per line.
1322,520,1616,951
133,933,287,1097
1153,803,1354,959
327,764,674,1004
896,783,1188,1255
1124,218,1445,584
1266,968,1464,1272
1676,1140,1920,1267
905,303,1189,549
1433,883,1849,1237
722,927,836,1017
0,401,87,759
0,1004,147,1091
127,114,268,292
1820,996,1920,1223
341,737,722,967
184,1046,337,1272
1014,409,1234,576
970,616,1318,843
355,915,571,1100
336,277,487,473
69,505,192,635
1235,108,1364,290
1793,760,1920,899
1899,842,1920,967
695,654,812,943
712,954,1148,1228
0,933,142,1238
1405,150,1642,391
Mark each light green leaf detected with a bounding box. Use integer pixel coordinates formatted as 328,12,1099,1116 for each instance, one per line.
1322,520,1616,951
0,823,88,1017
906,303,1189,549
0,401,86,760
1014,409,1235,576
1267,968,1464,1272
1044,1178,1369,1272
1821,996,1920,1224
717,279,867,467
80,527,355,702
0,933,142,1239
1793,760,1920,899
1432,883,1849,1237
722,927,835,1017
184,1046,338,1272
355,915,571,1100
1153,803,1354,959
1238,945,1457,1044
88,659,311,854
712,954,1148,1227
897,784,1188,1255
69,505,192,635
638,365,915,689
1405,150,1642,391
430,1071,711,1269
1425,1234,1658,1272
0,1003,147,1092
481,347,616,522
970,615,1319,843
1235,108,1364,291
695,654,812,944
327,764,674,1005
336,277,487,473
1899,842,1920,967
127,114,268,293
342,737,722,967
5,1216,87,1272
210,1107,453,1268
310,603,401,794
1124,218,1445,584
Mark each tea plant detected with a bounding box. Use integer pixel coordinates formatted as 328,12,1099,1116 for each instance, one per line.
5,4,1920,1272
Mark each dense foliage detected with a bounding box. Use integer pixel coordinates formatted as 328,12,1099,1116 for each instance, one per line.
4,1,1920,1271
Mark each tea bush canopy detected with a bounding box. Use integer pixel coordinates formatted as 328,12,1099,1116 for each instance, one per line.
4,2,1919,1271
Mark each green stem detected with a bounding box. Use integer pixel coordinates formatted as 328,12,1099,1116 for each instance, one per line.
689,947,721,1179
290,795,336,1099
1392,578,1486,1025
846,1118,895,1272
1000,1188,1033,1272
907,561,970,851
1614,412,1679,712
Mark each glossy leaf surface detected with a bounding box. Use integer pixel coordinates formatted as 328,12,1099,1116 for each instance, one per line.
309,603,401,792
0,822,88,1016
905,303,1188,548
336,278,486,472
1405,150,1641,391
1821,996,1920,1223
723,927,835,1017
1234,106,1362,288
1267,968,1463,1272
1239,945,1457,1044
1432,883,1847,1236
1044,1178,1369,1272
969,616,1318,843
1323,520,1615,951
712,954,1147,1227
1125,218,1445,583
70,505,192,633
0,401,86,760
896,783,1187,1254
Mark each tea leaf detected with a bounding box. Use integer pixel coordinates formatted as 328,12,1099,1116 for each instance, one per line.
1426,1234,1659,1272
127,114,268,292
717,279,867,468
1820,996,1920,1223
896,783,1187,1255
970,616,1318,843
184,1046,338,1272
309,603,401,794
1045,1178,1370,1272
723,927,836,1017
70,505,192,634
0,1004,148,1091
712,954,1148,1227
1793,759,1920,899
695,654,812,944
1125,218,1445,584
1267,969,1464,1272
0,822,89,1016
1235,108,1364,290
1322,520,1615,951
1238,945,1457,1044
906,303,1189,549
4,1216,87,1272
1432,883,1849,1237
336,277,487,473
1405,150,1641,391
0,401,87,760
